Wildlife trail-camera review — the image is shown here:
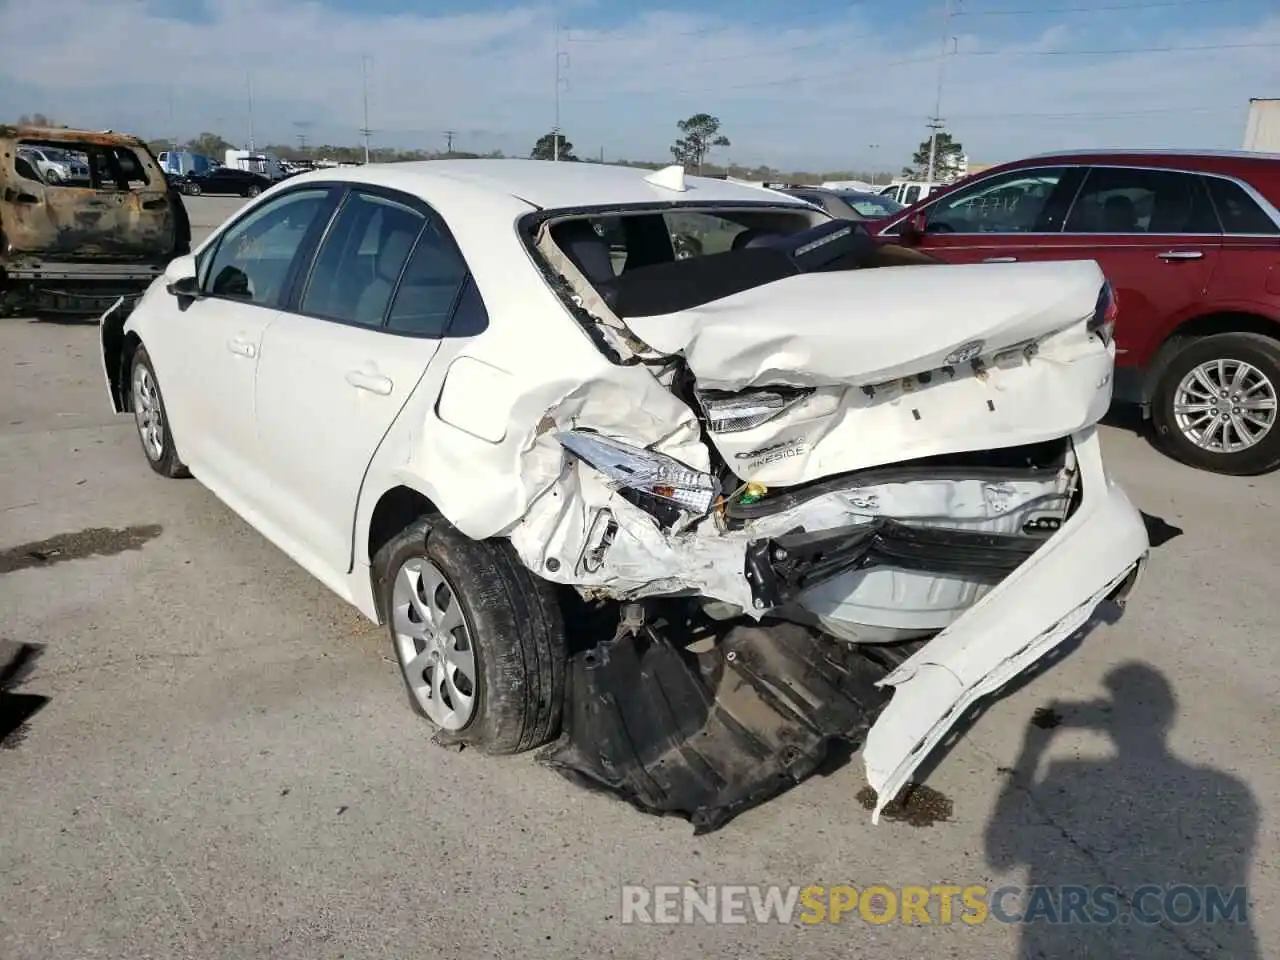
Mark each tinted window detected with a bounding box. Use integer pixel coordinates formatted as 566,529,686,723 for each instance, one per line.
386,219,469,336
301,191,426,327
903,184,922,204
1204,176,1280,235
201,188,332,306
1064,167,1219,234
927,168,1068,234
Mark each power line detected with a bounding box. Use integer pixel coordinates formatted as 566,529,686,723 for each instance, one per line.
959,0,1223,14
563,0,858,43
560,40,1278,101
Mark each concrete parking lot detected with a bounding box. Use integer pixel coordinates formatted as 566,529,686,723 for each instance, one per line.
2,196,1278,958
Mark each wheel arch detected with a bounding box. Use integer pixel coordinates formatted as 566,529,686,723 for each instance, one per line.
1139,310,1280,406
364,483,440,621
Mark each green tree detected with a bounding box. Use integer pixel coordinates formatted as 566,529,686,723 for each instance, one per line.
183,132,235,159
670,114,730,174
17,113,54,127
530,131,577,161
910,130,965,181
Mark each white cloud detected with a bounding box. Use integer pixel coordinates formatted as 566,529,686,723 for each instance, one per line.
1,0,1275,170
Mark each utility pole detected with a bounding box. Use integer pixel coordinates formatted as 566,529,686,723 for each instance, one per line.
553,24,569,160
246,72,256,153
444,130,456,154
925,0,956,184
293,120,313,157
869,143,880,184
360,55,373,164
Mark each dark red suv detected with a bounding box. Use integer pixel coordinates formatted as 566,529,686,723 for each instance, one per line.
874,150,1280,476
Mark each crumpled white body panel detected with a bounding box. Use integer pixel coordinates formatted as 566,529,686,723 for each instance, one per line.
628,260,1115,483
862,427,1148,821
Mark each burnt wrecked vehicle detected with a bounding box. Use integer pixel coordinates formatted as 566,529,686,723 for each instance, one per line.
1,125,190,316
99,160,1149,832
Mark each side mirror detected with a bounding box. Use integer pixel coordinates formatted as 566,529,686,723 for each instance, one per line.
898,211,928,247
164,254,200,298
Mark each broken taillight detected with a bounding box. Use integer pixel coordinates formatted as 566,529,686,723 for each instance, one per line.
696,387,815,434
1088,281,1118,345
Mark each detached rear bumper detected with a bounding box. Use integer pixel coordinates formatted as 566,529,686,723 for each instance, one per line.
862,425,1148,821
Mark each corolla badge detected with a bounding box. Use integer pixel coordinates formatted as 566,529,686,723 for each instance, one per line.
945,340,985,365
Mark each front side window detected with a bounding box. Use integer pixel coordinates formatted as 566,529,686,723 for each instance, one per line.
201,188,333,307
1203,176,1280,235
1064,167,1219,235
300,191,426,327
926,168,1069,234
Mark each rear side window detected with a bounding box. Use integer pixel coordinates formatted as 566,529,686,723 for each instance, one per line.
1064,167,1218,234
1203,177,1280,235
301,191,426,327
386,220,469,337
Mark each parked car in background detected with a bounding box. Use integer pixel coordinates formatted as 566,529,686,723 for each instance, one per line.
765,185,903,220
17,144,90,184
176,166,274,198
2,124,190,317
872,149,1280,476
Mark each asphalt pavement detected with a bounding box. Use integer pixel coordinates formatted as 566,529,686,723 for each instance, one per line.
1,197,1277,958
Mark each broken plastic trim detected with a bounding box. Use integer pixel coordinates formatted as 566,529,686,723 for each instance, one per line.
743,519,1046,609
538,619,910,834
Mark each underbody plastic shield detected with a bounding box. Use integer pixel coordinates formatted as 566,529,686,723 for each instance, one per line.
861,426,1149,822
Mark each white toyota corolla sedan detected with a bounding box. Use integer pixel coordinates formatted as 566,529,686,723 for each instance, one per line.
101,159,1149,826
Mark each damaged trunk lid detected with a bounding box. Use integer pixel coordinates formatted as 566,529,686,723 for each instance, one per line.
630,259,1116,481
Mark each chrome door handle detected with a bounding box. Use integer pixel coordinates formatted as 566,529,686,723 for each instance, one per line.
1157,250,1204,261
227,337,256,358
345,369,393,395
983,256,1018,263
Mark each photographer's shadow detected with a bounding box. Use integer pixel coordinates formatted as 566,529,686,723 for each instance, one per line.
984,662,1258,959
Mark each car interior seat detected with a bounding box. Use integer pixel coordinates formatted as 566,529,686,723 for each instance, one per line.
353,225,419,324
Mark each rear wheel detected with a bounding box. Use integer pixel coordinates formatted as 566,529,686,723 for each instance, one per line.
130,345,189,479
245,184,262,198
185,182,201,197
1151,332,1280,475
373,514,566,754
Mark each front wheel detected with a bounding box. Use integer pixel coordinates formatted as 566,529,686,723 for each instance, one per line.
129,345,190,478
373,514,567,754
185,182,202,197
245,184,262,198
1151,332,1280,475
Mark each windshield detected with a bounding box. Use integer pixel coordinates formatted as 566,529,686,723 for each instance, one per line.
837,192,904,217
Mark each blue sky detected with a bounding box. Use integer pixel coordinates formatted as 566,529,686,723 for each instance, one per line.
2,0,1276,171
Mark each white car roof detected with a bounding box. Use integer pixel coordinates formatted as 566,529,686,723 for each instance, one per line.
300,159,809,212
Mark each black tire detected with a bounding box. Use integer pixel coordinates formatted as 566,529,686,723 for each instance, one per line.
129,345,190,479
245,184,262,198
185,182,201,197
1151,332,1280,476
373,514,567,755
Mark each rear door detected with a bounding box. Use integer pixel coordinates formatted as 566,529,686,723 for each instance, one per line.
253,186,471,575
1200,173,1280,316
1013,166,1223,365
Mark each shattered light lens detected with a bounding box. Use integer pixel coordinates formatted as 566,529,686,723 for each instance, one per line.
556,431,719,515
697,387,815,434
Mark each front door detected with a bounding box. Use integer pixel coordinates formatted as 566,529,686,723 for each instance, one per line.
155,186,339,497
254,187,471,574
901,165,1086,267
